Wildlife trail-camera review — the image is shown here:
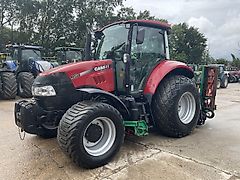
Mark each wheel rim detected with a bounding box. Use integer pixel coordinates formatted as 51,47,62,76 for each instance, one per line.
83,117,116,156
178,92,196,124
224,78,228,87
18,82,23,93
217,80,221,89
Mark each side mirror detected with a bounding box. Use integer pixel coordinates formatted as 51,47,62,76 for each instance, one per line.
136,28,145,44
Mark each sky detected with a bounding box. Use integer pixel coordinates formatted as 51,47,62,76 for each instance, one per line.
124,0,240,59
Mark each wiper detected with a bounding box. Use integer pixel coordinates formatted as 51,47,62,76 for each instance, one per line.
75,51,82,57
111,42,125,52
104,42,126,60
105,42,125,57
32,50,41,59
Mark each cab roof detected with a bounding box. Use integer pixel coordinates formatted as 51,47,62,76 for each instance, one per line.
101,19,171,31
127,20,171,29
55,47,84,52
6,44,43,50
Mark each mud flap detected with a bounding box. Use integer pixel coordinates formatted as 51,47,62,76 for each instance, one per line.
198,66,218,125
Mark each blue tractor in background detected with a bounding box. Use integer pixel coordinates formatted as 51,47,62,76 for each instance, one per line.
5,44,54,98
0,53,17,99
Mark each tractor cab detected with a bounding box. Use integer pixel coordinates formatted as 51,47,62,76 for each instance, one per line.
6,44,53,76
5,44,54,98
55,47,84,65
91,20,171,95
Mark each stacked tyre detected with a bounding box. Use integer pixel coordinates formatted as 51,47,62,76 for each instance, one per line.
0,72,17,100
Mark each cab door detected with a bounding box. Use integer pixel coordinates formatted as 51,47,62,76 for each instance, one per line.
130,25,167,92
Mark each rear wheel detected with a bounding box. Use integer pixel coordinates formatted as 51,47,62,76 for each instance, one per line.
152,75,200,138
220,75,228,88
17,72,34,98
57,101,124,168
0,72,17,99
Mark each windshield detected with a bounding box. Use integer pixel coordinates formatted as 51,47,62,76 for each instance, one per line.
65,50,82,61
22,49,41,61
95,24,129,60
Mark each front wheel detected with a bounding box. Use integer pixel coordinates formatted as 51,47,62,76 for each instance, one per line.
152,75,200,138
57,101,124,168
17,72,34,98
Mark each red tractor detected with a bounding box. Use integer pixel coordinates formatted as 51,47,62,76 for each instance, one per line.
15,20,217,168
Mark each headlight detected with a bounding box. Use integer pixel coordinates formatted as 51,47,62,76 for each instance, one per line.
32,85,56,96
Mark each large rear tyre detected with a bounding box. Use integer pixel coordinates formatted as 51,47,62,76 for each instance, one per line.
17,72,34,98
57,101,124,168
152,75,200,138
0,72,17,99
220,75,228,88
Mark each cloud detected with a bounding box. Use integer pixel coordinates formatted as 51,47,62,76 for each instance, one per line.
187,17,215,35
124,0,240,59
187,15,240,58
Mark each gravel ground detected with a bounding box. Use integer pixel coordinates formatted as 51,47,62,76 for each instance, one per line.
0,83,240,180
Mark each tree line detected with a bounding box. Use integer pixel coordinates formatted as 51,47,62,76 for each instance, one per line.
0,0,239,67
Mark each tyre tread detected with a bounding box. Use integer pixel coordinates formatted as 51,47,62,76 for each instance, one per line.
0,72,17,99
17,72,34,98
58,101,124,168
152,75,199,138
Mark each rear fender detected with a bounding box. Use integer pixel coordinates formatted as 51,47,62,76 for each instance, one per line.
77,88,130,120
144,60,194,99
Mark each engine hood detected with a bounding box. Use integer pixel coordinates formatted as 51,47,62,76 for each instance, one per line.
40,60,111,76
38,59,114,91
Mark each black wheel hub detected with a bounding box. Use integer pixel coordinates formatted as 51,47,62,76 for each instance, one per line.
85,124,102,143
